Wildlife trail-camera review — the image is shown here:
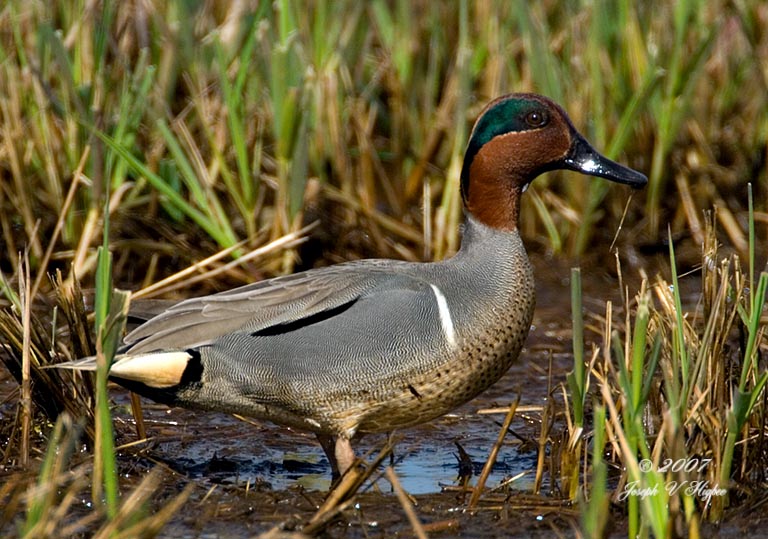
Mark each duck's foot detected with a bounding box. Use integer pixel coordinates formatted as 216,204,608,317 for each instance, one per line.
316,433,356,481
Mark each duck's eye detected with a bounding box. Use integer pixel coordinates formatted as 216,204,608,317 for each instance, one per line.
525,110,548,128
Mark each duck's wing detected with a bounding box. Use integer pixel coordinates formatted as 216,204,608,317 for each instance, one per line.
124,260,406,354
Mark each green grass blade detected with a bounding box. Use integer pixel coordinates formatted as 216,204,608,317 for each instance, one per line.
581,405,609,538
640,333,662,406
92,184,119,518
22,417,72,533
748,183,755,314
739,272,768,389
667,227,687,407
91,127,237,249
530,190,563,254
569,267,585,427
630,293,649,415
216,38,256,209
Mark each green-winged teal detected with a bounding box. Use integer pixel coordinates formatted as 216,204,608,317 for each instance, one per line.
56,93,647,478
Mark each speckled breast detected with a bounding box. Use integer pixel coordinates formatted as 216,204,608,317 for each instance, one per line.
353,284,536,434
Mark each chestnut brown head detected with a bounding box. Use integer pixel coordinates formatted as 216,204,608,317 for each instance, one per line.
460,93,647,230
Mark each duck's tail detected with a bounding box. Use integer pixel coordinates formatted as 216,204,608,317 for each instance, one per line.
46,356,99,371
50,351,193,389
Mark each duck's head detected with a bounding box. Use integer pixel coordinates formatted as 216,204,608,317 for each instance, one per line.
460,93,647,231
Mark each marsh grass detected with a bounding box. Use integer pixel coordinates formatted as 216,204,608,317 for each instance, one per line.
1,1,767,537
6,413,193,539
1,1,765,285
567,206,767,537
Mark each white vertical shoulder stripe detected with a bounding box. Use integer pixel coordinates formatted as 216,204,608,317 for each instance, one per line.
430,284,457,348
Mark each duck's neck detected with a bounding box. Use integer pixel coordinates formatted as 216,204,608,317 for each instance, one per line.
465,180,521,232
456,213,525,258
462,149,525,231
450,213,534,327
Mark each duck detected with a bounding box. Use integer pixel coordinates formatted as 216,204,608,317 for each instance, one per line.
55,93,647,479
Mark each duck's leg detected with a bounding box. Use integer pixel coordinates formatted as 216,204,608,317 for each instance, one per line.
316,433,338,477
316,433,356,481
334,437,356,475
